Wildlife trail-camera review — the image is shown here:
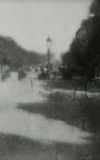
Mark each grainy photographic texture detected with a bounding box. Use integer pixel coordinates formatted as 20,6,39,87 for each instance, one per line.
0,0,99,160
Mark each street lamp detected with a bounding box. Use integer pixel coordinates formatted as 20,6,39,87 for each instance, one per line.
47,36,52,50
46,36,52,79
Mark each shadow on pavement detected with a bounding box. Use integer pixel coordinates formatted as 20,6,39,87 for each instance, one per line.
17,91,100,133
0,132,92,160
17,92,82,128
16,91,100,160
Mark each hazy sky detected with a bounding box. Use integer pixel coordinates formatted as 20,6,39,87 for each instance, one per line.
0,0,92,58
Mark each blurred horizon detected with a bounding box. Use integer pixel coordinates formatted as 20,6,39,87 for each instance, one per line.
0,0,92,59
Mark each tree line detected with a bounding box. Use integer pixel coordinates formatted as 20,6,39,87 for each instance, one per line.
62,0,100,80
0,36,46,71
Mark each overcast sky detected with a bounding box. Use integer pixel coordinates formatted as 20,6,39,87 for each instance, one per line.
0,0,92,58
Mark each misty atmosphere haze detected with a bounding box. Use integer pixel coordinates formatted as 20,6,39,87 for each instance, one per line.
0,0,100,160
0,0,91,58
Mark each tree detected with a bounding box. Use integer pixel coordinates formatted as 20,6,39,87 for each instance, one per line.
0,36,46,71
62,2,100,80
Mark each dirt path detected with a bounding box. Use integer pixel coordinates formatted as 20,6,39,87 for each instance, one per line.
0,72,92,159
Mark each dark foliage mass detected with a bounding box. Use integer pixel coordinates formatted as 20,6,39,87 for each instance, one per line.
62,0,100,80
0,36,46,70
90,0,100,16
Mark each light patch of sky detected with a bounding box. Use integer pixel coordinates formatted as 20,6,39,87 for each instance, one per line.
0,0,92,58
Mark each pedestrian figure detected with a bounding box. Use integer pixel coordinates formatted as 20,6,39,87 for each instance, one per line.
81,114,86,130
29,77,33,90
73,87,77,100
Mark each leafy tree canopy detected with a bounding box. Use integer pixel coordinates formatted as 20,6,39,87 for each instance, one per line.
62,0,100,79
0,36,46,70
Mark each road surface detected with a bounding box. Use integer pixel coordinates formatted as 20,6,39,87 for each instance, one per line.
0,71,92,160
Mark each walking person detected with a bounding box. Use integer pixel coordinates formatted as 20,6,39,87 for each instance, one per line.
29,77,33,90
